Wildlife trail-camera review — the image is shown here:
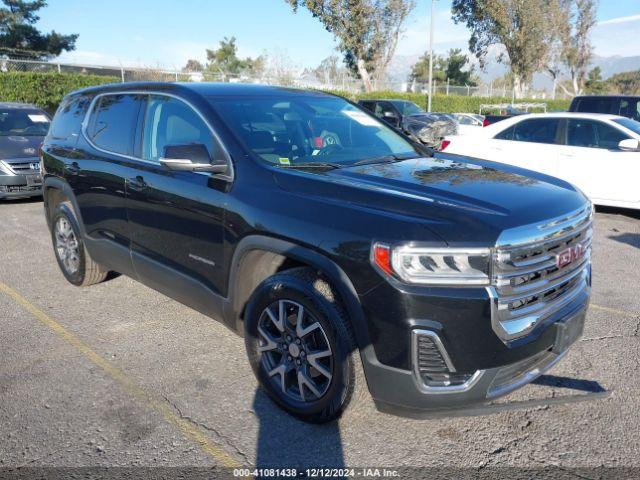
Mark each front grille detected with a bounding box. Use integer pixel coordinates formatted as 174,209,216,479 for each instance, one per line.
3,157,39,174
492,205,592,341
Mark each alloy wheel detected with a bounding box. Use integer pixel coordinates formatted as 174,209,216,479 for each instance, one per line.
258,299,333,402
54,216,80,274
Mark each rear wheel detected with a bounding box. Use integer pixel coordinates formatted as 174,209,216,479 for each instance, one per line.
51,202,108,286
244,267,358,423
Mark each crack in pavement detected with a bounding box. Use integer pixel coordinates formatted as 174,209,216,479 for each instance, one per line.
162,394,251,466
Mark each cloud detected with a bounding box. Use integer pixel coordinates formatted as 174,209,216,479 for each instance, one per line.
55,50,138,67
592,15,640,57
598,14,640,26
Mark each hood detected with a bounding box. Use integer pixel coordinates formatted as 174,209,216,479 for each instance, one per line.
274,154,588,247
0,135,43,159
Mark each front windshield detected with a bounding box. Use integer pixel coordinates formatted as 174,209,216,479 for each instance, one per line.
0,109,50,136
210,96,420,167
613,118,640,136
392,101,424,116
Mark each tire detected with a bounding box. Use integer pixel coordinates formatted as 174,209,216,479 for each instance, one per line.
244,267,359,423
50,201,108,287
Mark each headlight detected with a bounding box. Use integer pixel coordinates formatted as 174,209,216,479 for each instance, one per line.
372,243,491,286
0,161,12,175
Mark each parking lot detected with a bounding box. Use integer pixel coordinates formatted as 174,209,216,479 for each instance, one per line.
1,198,639,472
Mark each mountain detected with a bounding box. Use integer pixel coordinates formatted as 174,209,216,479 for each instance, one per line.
387,51,640,91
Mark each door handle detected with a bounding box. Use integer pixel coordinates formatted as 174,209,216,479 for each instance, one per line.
126,175,147,192
65,162,79,175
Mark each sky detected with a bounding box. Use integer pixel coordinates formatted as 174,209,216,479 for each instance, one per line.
35,0,640,70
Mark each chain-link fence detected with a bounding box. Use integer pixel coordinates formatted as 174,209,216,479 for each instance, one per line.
0,57,570,99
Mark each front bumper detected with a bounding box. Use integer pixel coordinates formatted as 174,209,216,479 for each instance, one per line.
358,204,593,415
0,173,43,198
360,302,587,415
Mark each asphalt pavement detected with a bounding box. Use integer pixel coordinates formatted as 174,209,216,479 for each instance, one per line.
1,198,639,475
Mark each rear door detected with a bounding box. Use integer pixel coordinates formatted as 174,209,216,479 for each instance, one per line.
71,92,146,276
556,118,639,205
483,118,561,175
126,93,232,317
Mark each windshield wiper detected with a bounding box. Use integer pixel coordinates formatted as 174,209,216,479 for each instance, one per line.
278,161,342,170
350,154,420,167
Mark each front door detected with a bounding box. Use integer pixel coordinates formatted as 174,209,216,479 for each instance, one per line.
556,118,639,205
125,94,231,318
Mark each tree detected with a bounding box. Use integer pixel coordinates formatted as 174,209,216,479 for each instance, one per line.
309,55,351,85
584,66,607,94
0,0,77,59
560,0,597,96
452,0,554,97
182,59,204,72
409,52,446,84
542,0,570,99
444,48,477,85
409,48,477,86
204,36,266,80
265,49,297,86
606,70,640,95
285,0,415,92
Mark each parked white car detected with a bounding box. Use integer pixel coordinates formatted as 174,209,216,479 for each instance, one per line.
451,113,485,135
442,112,640,210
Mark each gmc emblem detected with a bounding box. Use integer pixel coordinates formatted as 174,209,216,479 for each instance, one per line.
556,244,585,269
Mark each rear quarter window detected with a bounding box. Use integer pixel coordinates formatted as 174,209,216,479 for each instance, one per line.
86,94,145,156
49,96,91,142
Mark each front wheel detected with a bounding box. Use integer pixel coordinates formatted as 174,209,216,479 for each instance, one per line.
244,267,358,423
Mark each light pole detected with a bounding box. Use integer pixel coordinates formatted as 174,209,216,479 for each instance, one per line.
427,0,435,112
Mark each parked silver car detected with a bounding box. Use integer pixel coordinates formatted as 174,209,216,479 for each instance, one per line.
0,103,49,200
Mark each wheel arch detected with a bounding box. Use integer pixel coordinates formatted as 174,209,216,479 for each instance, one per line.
224,235,371,350
43,177,86,236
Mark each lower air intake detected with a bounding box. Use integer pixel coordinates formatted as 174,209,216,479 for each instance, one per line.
414,331,476,388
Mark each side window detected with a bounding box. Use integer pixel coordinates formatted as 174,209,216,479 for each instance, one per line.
619,98,640,122
50,96,90,141
86,94,145,156
575,97,616,114
374,102,397,120
495,119,559,144
359,101,375,112
142,95,216,162
494,125,515,140
566,119,630,149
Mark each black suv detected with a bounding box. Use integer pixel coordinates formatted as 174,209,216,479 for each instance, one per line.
42,83,592,422
569,95,640,121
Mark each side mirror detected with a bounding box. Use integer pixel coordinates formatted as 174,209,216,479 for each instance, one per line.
618,139,640,152
159,143,228,174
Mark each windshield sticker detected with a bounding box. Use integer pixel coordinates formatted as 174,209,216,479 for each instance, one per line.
342,109,381,127
278,157,291,165
28,114,49,123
